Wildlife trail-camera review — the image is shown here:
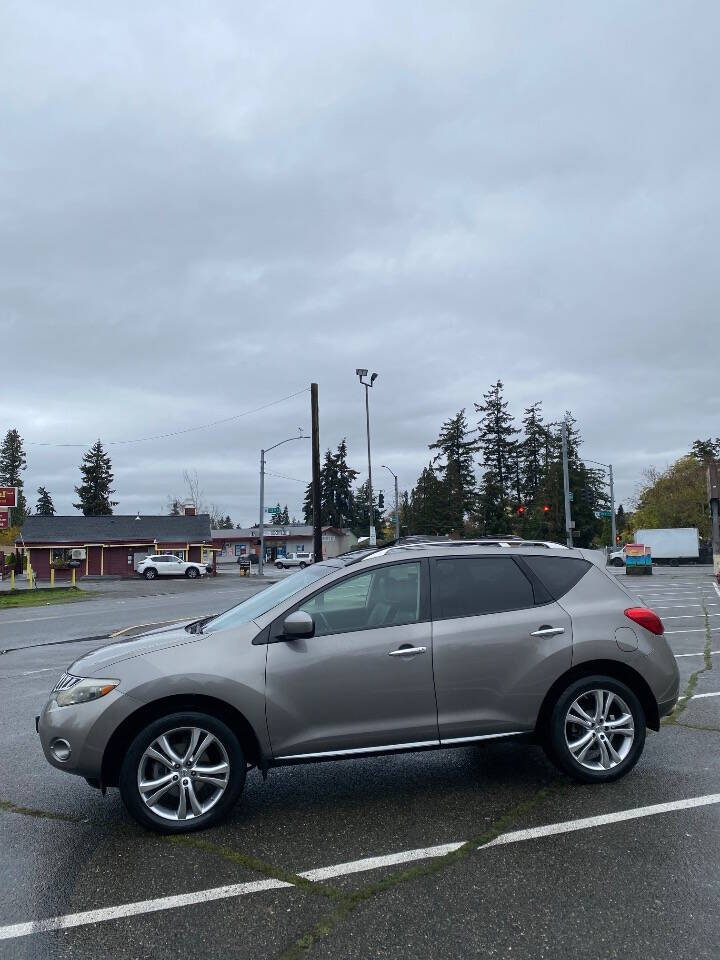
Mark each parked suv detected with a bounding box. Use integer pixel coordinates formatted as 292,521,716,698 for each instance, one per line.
38,540,679,833
136,554,210,580
275,552,313,569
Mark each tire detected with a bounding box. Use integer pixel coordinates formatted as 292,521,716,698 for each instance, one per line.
611,557,624,567
275,562,284,569
185,567,199,579
544,676,646,784
143,568,157,580
299,562,307,569
119,711,246,834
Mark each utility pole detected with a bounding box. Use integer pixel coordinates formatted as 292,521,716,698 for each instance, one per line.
708,462,720,578
382,465,400,541
356,370,378,545
609,463,616,550
258,448,266,577
311,383,322,562
561,422,573,547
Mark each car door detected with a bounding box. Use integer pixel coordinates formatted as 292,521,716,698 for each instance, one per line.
167,554,183,574
153,556,170,575
265,559,438,758
430,555,572,743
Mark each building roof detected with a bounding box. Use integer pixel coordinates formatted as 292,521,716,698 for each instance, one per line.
211,525,349,540
19,514,213,544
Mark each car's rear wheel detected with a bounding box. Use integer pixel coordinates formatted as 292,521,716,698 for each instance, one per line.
119,712,246,833
545,676,646,783
143,568,157,580
299,562,307,568
275,562,284,569
185,567,199,578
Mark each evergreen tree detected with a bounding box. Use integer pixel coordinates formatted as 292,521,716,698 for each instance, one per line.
35,487,56,516
519,402,550,504
73,440,117,516
474,381,517,532
429,409,477,534
409,465,447,536
221,515,234,529
0,428,28,524
270,503,284,526
692,438,720,463
280,505,290,525
303,440,357,528
398,490,412,536
616,504,626,536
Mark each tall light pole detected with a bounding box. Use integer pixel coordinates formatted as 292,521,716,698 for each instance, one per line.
258,431,308,576
382,464,400,541
584,457,617,550
356,369,378,545
561,422,573,548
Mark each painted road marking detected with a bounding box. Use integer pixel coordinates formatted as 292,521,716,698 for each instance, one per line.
2,793,720,941
662,613,720,620
675,650,720,658
665,627,720,635
678,690,720,701
483,793,720,848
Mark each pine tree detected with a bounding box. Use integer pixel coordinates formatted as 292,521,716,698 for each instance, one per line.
302,440,357,528
0,428,28,524
280,505,290,525
35,487,56,516
398,490,412,536
692,438,720,463
519,402,550,504
73,440,117,516
409,465,447,536
271,503,284,526
616,503,626,534
352,480,382,538
429,409,477,534
169,499,181,516
474,381,518,531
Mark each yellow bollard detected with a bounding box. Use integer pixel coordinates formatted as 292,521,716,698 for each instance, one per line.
71,567,76,587
10,570,15,589
50,567,55,588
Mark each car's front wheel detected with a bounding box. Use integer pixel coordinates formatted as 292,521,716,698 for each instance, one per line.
119,712,246,833
185,567,199,578
611,557,624,567
275,562,284,569
545,676,646,783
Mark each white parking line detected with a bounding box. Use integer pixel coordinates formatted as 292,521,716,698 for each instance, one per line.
665,627,720,635
2,792,720,941
675,651,720,658
663,614,720,620
679,691,720,701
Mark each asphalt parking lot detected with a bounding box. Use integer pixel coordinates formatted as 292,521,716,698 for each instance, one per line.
1,566,718,959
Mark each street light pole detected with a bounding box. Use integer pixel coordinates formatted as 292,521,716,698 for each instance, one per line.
356,369,378,545
382,464,400,541
258,432,308,577
583,456,616,550
561,422,573,548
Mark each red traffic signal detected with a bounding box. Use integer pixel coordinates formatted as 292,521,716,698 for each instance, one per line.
517,505,525,516
542,504,550,514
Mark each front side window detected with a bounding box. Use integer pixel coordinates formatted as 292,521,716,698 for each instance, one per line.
297,562,422,637
432,557,535,620
203,563,337,633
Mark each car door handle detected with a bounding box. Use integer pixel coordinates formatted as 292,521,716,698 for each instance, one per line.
388,645,427,657
530,626,565,637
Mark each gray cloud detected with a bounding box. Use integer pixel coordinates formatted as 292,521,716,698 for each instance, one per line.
2,0,718,520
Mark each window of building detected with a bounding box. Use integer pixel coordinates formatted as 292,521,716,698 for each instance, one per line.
432,557,535,620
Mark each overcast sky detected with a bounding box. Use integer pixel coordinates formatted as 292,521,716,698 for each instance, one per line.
2,1,717,524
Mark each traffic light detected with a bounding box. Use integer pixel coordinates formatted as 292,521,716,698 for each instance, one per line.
616,534,621,544
516,505,525,516
378,491,385,509
543,504,550,514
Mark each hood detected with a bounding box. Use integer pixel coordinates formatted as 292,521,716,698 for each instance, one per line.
68,621,201,675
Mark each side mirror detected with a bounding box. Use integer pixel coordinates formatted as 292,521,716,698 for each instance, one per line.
282,611,314,639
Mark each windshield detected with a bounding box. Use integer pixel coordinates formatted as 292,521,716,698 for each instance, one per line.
202,563,337,633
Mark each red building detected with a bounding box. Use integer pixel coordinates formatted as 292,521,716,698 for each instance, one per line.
18,514,215,580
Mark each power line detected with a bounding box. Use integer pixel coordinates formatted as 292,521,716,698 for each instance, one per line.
265,470,308,485
25,388,310,449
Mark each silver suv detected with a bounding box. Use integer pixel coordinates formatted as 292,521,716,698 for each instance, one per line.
37,541,679,833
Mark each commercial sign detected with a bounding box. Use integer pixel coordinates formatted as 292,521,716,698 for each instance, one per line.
0,510,9,530
625,543,651,566
0,487,18,508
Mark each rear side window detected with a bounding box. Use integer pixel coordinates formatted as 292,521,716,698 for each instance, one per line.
522,556,591,599
432,557,535,620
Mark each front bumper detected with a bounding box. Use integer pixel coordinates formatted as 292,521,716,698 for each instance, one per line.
37,689,132,781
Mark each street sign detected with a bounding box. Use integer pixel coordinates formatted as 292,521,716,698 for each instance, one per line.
266,505,280,515
0,487,17,508
568,492,574,502
598,510,612,519
0,510,9,530
369,526,377,546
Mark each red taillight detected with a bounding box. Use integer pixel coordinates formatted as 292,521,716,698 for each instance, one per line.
624,607,664,636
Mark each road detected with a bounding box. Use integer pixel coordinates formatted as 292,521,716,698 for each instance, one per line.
1,566,719,959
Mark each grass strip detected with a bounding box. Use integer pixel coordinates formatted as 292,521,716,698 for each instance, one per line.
663,602,714,725
0,587,91,609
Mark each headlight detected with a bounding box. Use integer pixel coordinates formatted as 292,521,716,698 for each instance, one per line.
54,678,119,707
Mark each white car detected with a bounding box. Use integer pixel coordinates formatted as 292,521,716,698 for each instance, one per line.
137,555,210,580
275,552,313,569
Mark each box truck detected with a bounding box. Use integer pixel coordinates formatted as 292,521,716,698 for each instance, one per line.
609,527,700,566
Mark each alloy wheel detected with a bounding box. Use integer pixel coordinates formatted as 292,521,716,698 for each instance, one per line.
137,726,230,821
564,689,634,771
